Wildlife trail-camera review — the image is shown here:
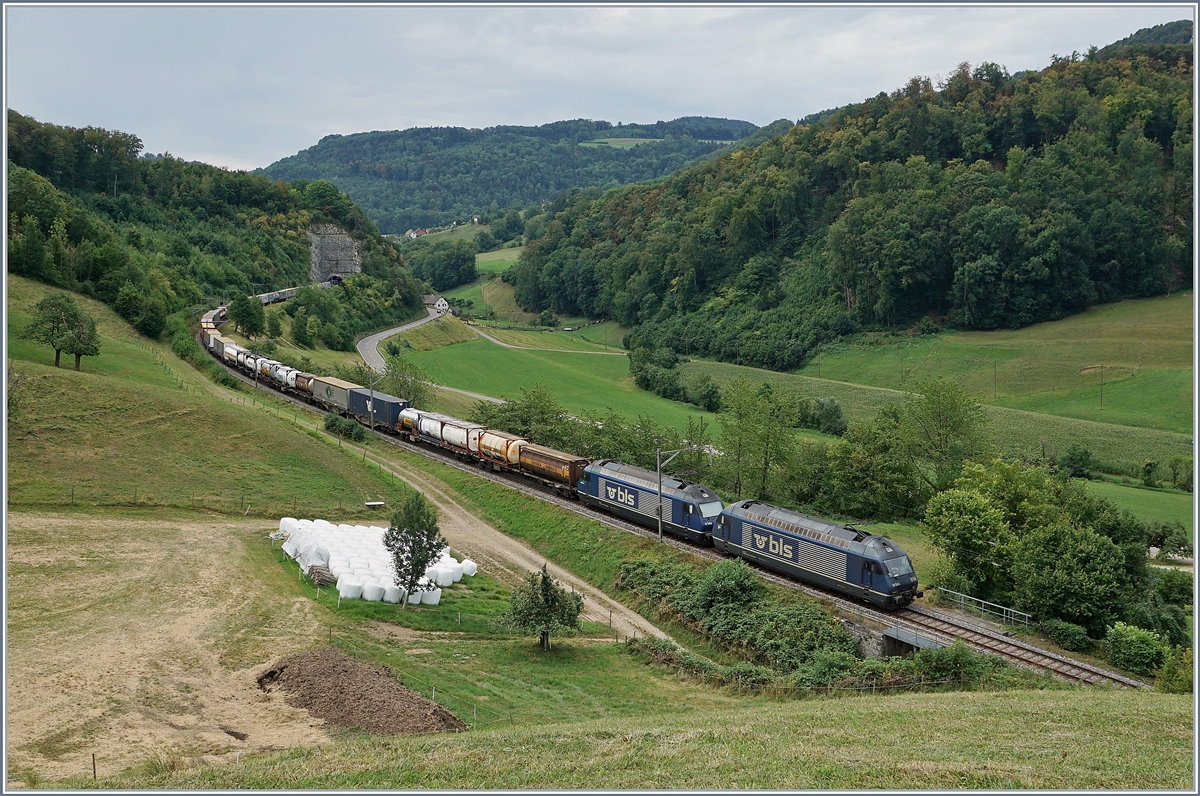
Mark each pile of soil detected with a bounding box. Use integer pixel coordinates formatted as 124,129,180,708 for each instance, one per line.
257,648,467,735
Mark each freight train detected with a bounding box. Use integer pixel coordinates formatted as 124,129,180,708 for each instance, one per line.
199,308,921,609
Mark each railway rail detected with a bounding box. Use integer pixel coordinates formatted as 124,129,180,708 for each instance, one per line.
208,342,1147,690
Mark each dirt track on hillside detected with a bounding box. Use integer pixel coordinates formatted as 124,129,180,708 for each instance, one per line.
370,454,667,642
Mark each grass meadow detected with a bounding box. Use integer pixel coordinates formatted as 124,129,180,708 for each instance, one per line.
65,690,1195,789
684,360,1193,472
799,293,1193,434
404,336,718,430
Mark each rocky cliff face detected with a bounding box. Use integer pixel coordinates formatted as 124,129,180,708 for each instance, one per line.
307,223,362,282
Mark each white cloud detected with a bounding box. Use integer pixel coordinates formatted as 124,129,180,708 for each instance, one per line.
5,4,1190,169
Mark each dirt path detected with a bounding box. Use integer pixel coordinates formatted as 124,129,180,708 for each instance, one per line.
5,512,332,785
368,453,667,642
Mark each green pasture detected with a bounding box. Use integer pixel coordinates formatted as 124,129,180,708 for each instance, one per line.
406,336,716,430
801,293,1193,434
579,138,663,150
1083,480,1194,535
560,320,628,350
70,689,1194,790
387,314,478,352
406,223,482,244
476,246,523,273
685,361,1193,471
477,326,622,353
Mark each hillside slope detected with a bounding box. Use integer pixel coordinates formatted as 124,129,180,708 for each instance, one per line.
7,111,425,340
510,22,1193,373
258,117,769,234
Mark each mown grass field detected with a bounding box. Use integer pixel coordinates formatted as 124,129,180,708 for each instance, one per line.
683,361,1193,471
65,690,1195,790
1083,479,1194,534
579,137,664,150
387,313,477,352
478,326,622,353
800,293,1193,434
405,336,717,430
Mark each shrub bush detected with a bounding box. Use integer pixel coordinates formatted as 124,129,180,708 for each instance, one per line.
1105,622,1164,675
1040,619,1093,652
1153,568,1193,607
324,412,366,442
1154,646,1193,694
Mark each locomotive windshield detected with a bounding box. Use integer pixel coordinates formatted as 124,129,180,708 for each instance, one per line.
885,556,914,578
698,501,723,518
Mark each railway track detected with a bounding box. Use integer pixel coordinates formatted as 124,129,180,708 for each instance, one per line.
209,348,1147,690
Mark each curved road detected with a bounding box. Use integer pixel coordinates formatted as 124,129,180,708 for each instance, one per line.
355,308,504,404
356,307,441,371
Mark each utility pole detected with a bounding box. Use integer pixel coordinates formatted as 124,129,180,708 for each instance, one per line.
656,446,695,543
1100,364,1104,409
993,362,997,399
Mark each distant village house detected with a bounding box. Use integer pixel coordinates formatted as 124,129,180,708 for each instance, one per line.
423,295,449,313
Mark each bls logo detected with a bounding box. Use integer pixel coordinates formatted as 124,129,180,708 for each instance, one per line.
753,532,794,559
605,484,637,507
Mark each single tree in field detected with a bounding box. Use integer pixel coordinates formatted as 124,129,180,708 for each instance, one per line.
26,293,81,367
61,310,101,371
506,564,584,651
265,309,283,339
382,354,434,409
384,491,446,608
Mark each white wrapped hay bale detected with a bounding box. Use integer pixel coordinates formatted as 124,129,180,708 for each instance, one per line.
449,561,464,582
361,581,384,602
336,577,362,600
423,587,442,606
279,517,298,534
462,559,478,577
383,584,402,604
435,567,455,588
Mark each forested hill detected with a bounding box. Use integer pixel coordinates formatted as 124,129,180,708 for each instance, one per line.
258,117,772,234
508,23,1193,372
7,110,423,341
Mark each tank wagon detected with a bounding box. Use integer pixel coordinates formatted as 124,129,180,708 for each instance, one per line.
578,459,722,545
196,306,920,609
716,500,921,609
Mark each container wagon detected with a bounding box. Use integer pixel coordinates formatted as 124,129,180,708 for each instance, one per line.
310,376,360,413
517,444,589,494
348,388,409,431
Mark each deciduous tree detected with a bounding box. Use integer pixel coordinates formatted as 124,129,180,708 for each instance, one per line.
506,564,584,651
26,292,81,367
61,310,101,371
384,491,446,609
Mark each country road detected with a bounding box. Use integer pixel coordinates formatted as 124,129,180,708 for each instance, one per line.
355,309,503,404
355,307,441,371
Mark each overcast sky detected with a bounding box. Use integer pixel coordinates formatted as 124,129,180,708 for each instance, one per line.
4,3,1193,171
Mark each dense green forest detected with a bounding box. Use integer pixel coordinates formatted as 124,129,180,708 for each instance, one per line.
508,25,1193,372
7,111,425,339
258,117,789,234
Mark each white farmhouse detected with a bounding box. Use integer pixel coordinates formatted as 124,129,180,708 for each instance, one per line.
423,294,450,314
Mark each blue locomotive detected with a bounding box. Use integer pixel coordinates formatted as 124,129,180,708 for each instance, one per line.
578,459,723,545
715,500,921,609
